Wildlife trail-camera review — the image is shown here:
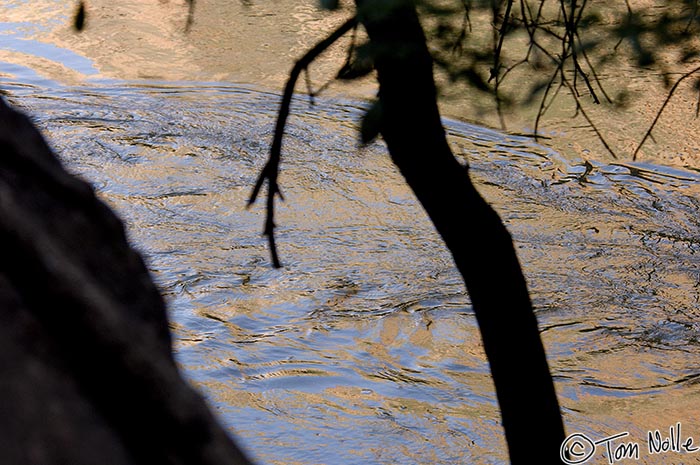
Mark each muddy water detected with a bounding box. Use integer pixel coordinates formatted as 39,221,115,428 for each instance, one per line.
3,2,700,464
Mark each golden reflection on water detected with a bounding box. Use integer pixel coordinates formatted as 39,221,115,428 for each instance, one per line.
13,0,700,169
3,2,700,464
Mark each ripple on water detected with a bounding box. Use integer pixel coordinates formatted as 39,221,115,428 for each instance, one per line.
3,75,700,464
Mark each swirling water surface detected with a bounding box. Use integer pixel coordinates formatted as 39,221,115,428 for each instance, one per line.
3,29,700,465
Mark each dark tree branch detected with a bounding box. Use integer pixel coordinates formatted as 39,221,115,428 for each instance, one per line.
354,1,565,462
248,16,358,268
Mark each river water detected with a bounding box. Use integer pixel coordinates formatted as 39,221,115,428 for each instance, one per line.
3,2,700,464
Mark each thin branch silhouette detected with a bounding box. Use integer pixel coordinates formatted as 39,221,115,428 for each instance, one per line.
562,75,617,158
633,65,700,160
185,0,195,32
248,16,358,268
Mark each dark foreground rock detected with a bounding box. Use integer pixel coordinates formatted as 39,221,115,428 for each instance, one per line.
0,97,253,465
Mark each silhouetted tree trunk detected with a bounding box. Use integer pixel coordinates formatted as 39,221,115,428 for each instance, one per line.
0,97,252,465
354,1,565,462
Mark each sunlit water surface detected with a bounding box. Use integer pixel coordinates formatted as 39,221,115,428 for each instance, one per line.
3,19,700,465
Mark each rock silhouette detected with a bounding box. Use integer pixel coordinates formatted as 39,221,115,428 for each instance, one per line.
0,97,252,465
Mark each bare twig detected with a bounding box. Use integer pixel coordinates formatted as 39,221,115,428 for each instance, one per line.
573,56,599,104
73,1,86,31
248,16,357,267
684,0,699,34
633,65,700,160
452,0,472,53
534,67,564,139
490,0,515,129
185,0,195,32
490,0,514,82
614,0,634,52
576,34,613,104
304,68,316,106
562,75,617,158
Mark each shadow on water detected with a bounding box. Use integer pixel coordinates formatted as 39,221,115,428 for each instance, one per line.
3,61,700,464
